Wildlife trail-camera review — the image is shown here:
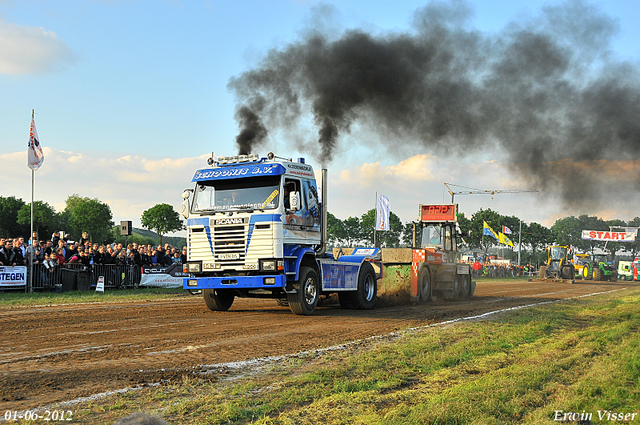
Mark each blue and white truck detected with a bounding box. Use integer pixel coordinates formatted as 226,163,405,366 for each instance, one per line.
181,152,379,315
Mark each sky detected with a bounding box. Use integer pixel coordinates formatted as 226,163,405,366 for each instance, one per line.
1,0,640,238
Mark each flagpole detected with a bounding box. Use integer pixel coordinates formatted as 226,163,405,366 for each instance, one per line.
29,109,34,293
518,219,522,267
374,192,377,247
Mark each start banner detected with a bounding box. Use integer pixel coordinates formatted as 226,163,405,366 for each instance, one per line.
581,230,636,242
0,266,27,286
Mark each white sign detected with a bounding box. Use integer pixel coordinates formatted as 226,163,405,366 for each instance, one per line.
581,230,636,242
0,266,27,286
96,276,105,293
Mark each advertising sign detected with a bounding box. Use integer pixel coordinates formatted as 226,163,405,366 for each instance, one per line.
581,230,636,242
140,264,189,288
0,266,27,287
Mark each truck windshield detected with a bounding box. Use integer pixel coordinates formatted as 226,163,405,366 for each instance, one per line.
192,176,281,213
421,225,442,247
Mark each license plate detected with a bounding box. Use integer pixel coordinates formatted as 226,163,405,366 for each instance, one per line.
218,253,240,260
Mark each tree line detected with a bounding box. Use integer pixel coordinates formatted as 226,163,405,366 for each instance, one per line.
3,193,636,262
327,208,640,263
0,195,184,245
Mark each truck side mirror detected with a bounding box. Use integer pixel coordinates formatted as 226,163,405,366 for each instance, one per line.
290,192,301,211
180,189,192,219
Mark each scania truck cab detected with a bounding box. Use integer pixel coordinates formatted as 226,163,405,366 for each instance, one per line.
181,152,379,315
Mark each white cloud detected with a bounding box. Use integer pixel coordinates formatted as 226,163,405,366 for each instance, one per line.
0,20,76,75
0,148,206,231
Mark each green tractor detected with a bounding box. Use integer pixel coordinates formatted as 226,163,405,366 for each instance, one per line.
582,253,616,281
539,245,575,281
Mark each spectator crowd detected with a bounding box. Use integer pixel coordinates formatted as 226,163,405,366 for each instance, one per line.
0,230,187,270
469,259,537,278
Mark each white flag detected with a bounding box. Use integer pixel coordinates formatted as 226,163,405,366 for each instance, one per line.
27,114,44,170
375,193,390,231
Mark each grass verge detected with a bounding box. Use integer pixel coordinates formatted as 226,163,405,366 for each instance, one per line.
55,286,640,424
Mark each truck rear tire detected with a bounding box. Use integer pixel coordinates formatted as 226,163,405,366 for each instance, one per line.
353,262,377,310
288,266,319,315
419,266,432,301
203,288,234,311
338,262,378,310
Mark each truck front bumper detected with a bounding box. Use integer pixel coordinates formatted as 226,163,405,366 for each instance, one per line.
184,274,287,290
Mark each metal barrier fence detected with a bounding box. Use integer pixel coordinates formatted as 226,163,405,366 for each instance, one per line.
29,263,142,291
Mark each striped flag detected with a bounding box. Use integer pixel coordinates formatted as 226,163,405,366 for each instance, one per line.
483,221,498,240
502,225,512,234
499,232,515,247
27,112,44,170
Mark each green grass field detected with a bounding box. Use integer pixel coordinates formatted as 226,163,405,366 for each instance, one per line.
17,282,632,424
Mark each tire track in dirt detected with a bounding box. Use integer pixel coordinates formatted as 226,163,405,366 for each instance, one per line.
0,280,636,411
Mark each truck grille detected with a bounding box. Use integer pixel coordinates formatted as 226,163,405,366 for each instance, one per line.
213,224,247,265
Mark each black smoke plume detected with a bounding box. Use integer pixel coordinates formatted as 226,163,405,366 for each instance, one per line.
228,0,640,208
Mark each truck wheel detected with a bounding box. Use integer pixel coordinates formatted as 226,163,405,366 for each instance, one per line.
288,266,319,315
353,262,377,310
539,266,547,279
594,268,602,281
419,266,432,301
582,266,590,280
459,274,472,298
203,288,234,311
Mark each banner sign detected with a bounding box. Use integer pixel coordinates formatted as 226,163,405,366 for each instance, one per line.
140,264,189,288
0,266,27,286
581,230,636,242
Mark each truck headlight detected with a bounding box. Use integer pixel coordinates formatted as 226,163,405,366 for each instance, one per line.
186,262,201,273
261,260,276,271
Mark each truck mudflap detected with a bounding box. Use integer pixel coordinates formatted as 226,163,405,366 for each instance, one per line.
184,274,287,290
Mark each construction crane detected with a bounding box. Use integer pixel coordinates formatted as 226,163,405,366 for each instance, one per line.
444,182,538,203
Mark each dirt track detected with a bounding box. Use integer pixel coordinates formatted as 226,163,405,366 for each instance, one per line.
0,279,635,412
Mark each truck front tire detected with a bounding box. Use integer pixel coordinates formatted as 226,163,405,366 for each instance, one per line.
203,288,234,311
288,266,319,315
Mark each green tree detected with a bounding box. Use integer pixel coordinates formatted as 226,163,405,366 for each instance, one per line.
359,209,403,247
550,216,583,247
17,201,57,241
469,208,502,253
523,222,552,265
141,203,184,245
576,215,608,253
64,194,114,244
326,212,346,247
0,196,28,237
341,216,362,247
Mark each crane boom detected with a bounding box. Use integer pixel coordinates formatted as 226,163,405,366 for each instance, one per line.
444,182,538,203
